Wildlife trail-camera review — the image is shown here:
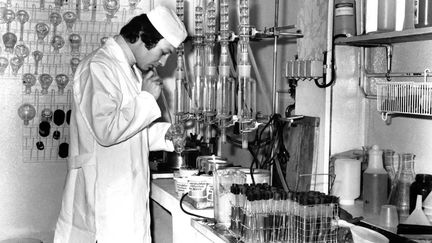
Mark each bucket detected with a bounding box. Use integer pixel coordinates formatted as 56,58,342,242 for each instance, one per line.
332,158,361,205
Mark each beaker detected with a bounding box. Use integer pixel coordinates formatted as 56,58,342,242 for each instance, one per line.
388,153,416,221
213,168,246,229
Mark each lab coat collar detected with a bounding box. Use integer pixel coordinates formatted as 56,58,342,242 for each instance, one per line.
114,35,136,67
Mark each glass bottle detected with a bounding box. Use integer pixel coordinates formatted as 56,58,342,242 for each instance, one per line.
363,145,389,215
388,153,416,221
409,174,432,213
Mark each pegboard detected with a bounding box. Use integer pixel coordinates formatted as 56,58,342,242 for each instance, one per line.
1,0,144,162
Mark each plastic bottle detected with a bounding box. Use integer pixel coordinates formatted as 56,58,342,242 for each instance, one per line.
415,0,432,28
363,145,389,215
377,0,396,32
334,0,356,37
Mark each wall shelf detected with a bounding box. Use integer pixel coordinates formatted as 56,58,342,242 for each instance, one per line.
335,27,432,46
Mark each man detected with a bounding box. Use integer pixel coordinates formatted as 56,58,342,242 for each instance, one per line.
54,6,187,243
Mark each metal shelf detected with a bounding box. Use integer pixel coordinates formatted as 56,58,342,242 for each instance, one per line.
334,27,432,46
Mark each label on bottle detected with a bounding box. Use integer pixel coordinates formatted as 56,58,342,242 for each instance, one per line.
335,3,354,16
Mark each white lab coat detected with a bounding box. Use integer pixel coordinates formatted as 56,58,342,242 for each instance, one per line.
54,38,173,243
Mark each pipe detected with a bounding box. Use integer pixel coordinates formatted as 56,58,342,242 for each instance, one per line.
271,0,279,114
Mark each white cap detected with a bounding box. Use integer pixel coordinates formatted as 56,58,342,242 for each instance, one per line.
147,5,187,48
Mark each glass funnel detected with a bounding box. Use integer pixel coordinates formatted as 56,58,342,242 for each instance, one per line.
18,103,36,125
103,0,120,22
63,11,77,33
4,9,15,31
14,44,30,59
0,56,8,75
3,32,17,53
22,73,36,94
51,35,65,53
35,22,50,44
69,33,82,55
16,10,29,42
10,56,23,76
32,50,43,75
55,74,69,94
388,153,416,221
49,12,62,35
38,73,53,94
70,57,80,74
128,0,141,10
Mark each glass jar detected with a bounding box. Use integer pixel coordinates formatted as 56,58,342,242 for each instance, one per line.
388,153,416,220
410,174,432,213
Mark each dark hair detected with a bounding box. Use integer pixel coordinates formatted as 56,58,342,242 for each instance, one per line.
120,14,164,50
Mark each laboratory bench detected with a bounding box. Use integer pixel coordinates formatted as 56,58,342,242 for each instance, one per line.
151,178,418,243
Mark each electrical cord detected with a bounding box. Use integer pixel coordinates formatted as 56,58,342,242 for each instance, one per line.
179,193,213,221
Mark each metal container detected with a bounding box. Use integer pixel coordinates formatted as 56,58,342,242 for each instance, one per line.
196,155,232,174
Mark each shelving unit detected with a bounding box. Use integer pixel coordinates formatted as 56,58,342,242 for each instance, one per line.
334,27,432,120
334,27,432,46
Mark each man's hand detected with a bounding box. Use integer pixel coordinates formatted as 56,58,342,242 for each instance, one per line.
141,68,162,99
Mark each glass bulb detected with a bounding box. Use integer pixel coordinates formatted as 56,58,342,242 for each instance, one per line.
54,0,64,9
38,73,53,94
70,57,80,74
18,103,36,125
22,73,36,94
69,33,81,55
103,0,120,22
10,56,23,76
3,32,17,53
0,2,7,25
35,22,50,44
14,44,30,59
100,36,108,46
16,10,29,42
4,9,15,31
0,57,8,75
51,35,65,53
55,74,69,94
32,50,43,75
41,108,53,122
63,11,77,33
49,12,62,35
82,0,91,11
128,0,141,10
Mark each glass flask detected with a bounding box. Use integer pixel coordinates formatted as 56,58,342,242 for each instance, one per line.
388,153,416,221
32,50,43,75
69,33,82,55
14,44,30,59
63,11,77,33
39,73,53,94
103,0,120,22
3,32,17,53
35,22,50,43
18,103,36,125
49,12,62,35
0,57,8,75
16,10,29,42
10,56,24,76
4,9,15,31
22,73,36,94
70,57,80,74
55,74,69,94
51,35,65,53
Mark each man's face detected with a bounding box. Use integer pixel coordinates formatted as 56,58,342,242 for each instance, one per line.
133,38,175,72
